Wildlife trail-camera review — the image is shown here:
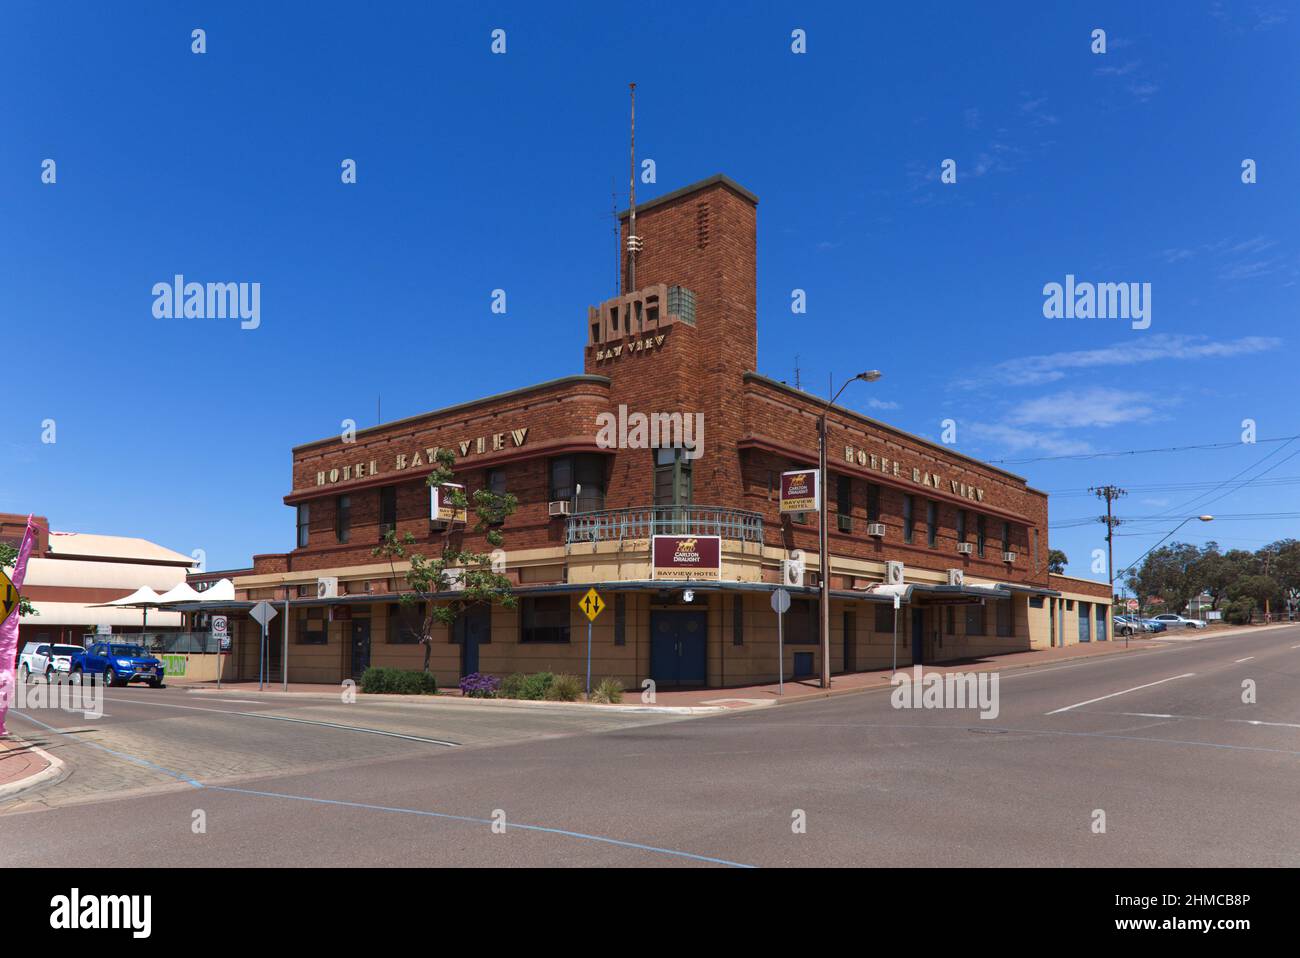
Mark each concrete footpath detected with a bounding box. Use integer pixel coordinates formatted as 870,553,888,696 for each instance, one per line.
168,626,1291,710
0,735,63,799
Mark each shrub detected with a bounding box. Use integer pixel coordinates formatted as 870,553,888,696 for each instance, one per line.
360,667,438,695
499,672,529,699
459,672,500,698
589,677,624,705
1224,598,1256,626
519,671,556,700
546,673,583,702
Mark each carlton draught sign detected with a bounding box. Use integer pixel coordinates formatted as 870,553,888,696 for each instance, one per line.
780,469,819,513
651,535,721,581
430,483,467,523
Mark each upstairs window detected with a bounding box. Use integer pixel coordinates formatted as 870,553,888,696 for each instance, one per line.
379,487,397,538
926,500,937,548
977,515,987,558
550,455,606,512
866,484,881,522
903,495,915,544
296,504,310,548
837,475,853,533
654,448,693,509
335,495,351,544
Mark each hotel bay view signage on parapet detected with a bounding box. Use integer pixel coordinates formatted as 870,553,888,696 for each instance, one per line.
780,469,819,513
842,444,987,503
652,535,721,581
314,428,530,487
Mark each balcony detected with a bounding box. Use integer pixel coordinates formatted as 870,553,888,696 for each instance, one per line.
566,505,765,545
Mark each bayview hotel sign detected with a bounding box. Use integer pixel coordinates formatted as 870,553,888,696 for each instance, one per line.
216,174,1108,694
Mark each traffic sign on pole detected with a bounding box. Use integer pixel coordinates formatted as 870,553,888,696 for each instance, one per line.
771,588,790,695
579,588,605,622
0,569,19,625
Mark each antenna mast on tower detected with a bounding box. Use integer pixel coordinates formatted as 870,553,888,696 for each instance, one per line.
626,82,641,293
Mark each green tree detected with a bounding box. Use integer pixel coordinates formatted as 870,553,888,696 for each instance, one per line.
1128,541,1201,613
0,541,37,618
1227,574,1280,611
373,448,517,673
1047,549,1068,574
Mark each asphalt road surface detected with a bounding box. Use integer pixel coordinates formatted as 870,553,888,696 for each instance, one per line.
2,626,1297,867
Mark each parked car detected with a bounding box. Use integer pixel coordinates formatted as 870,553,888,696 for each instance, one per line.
1113,615,1139,637
1139,618,1168,633
70,642,165,688
1150,613,1207,630
17,642,51,682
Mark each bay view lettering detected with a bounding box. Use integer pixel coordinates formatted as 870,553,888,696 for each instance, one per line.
315,428,529,487
843,445,985,503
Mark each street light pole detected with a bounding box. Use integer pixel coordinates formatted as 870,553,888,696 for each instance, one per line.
818,370,882,689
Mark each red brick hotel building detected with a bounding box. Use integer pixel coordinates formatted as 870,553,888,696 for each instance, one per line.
213,174,1111,689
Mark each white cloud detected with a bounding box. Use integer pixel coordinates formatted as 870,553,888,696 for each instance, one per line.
1005,387,1164,429
965,422,1092,456
954,334,1281,390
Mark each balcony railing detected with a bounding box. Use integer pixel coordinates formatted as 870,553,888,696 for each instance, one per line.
566,505,765,545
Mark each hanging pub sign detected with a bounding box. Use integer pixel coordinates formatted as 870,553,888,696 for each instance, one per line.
652,535,721,581
430,483,468,524
780,469,819,513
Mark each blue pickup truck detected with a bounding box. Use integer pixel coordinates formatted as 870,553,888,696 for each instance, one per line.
71,642,165,688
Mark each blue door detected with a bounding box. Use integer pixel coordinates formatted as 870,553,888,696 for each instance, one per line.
911,609,924,664
350,620,371,677
456,606,490,677
1078,602,1091,643
649,611,707,687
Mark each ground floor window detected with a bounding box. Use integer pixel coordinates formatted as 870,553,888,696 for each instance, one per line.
520,596,570,643
387,602,425,644
874,602,893,633
786,599,818,644
965,603,986,636
297,609,326,644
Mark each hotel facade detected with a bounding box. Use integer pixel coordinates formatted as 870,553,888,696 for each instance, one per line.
210,174,1111,689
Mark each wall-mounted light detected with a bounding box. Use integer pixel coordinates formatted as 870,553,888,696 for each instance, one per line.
683,589,695,603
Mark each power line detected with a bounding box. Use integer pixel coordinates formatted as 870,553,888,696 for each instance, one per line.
984,433,1300,465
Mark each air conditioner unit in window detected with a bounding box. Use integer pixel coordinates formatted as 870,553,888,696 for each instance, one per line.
548,500,572,517
866,522,886,537
1003,551,1017,563
956,542,974,555
444,567,466,592
781,558,805,588
885,560,905,586
317,577,339,599
947,569,965,587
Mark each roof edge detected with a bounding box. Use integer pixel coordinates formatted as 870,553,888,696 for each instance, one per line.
618,174,758,220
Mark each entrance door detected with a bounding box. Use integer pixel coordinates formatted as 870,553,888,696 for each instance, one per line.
350,619,371,677
456,606,491,678
649,611,707,687
911,608,924,665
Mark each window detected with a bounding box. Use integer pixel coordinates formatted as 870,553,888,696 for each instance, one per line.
379,487,397,538
965,603,986,636
1029,596,1045,609
615,593,626,646
296,504,310,548
957,509,967,544
977,515,987,558
1095,603,1106,640
520,596,570,643
785,599,819,644
946,606,955,635
387,602,425,644
903,495,915,544
996,599,1013,637
1002,521,1011,554
732,595,744,646
874,602,894,633
550,455,606,512
837,475,853,533
298,608,326,645
335,495,351,544
926,500,937,547
654,448,693,510
866,483,881,522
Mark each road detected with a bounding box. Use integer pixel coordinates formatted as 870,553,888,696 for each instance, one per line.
1,626,1297,867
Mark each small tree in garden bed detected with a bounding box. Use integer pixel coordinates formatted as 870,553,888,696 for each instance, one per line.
374,448,518,673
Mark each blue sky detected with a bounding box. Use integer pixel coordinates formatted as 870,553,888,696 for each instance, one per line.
2,1,1297,579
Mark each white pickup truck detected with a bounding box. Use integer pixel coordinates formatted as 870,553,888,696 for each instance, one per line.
17,641,86,682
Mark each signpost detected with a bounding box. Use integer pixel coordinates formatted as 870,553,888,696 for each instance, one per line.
892,592,901,673
250,600,277,691
779,469,819,514
771,587,790,695
579,587,606,697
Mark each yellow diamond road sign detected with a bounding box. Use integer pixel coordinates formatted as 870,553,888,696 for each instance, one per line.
580,587,606,623
0,569,19,624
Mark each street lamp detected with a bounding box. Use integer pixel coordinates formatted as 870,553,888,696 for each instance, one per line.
819,370,883,688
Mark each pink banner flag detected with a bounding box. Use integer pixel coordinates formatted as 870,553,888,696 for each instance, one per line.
0,516,37,735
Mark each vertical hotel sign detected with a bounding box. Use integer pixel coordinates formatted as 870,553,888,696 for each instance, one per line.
652,535,721,581
780,469,819,513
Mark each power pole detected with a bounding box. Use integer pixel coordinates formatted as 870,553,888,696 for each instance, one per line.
1090,485,1127,600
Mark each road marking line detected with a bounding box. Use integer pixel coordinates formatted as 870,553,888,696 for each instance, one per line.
1045,673,1196,715
1233,719,1300,729
1234,656,1255,663
1121,712,1176,719
207,784,757,868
